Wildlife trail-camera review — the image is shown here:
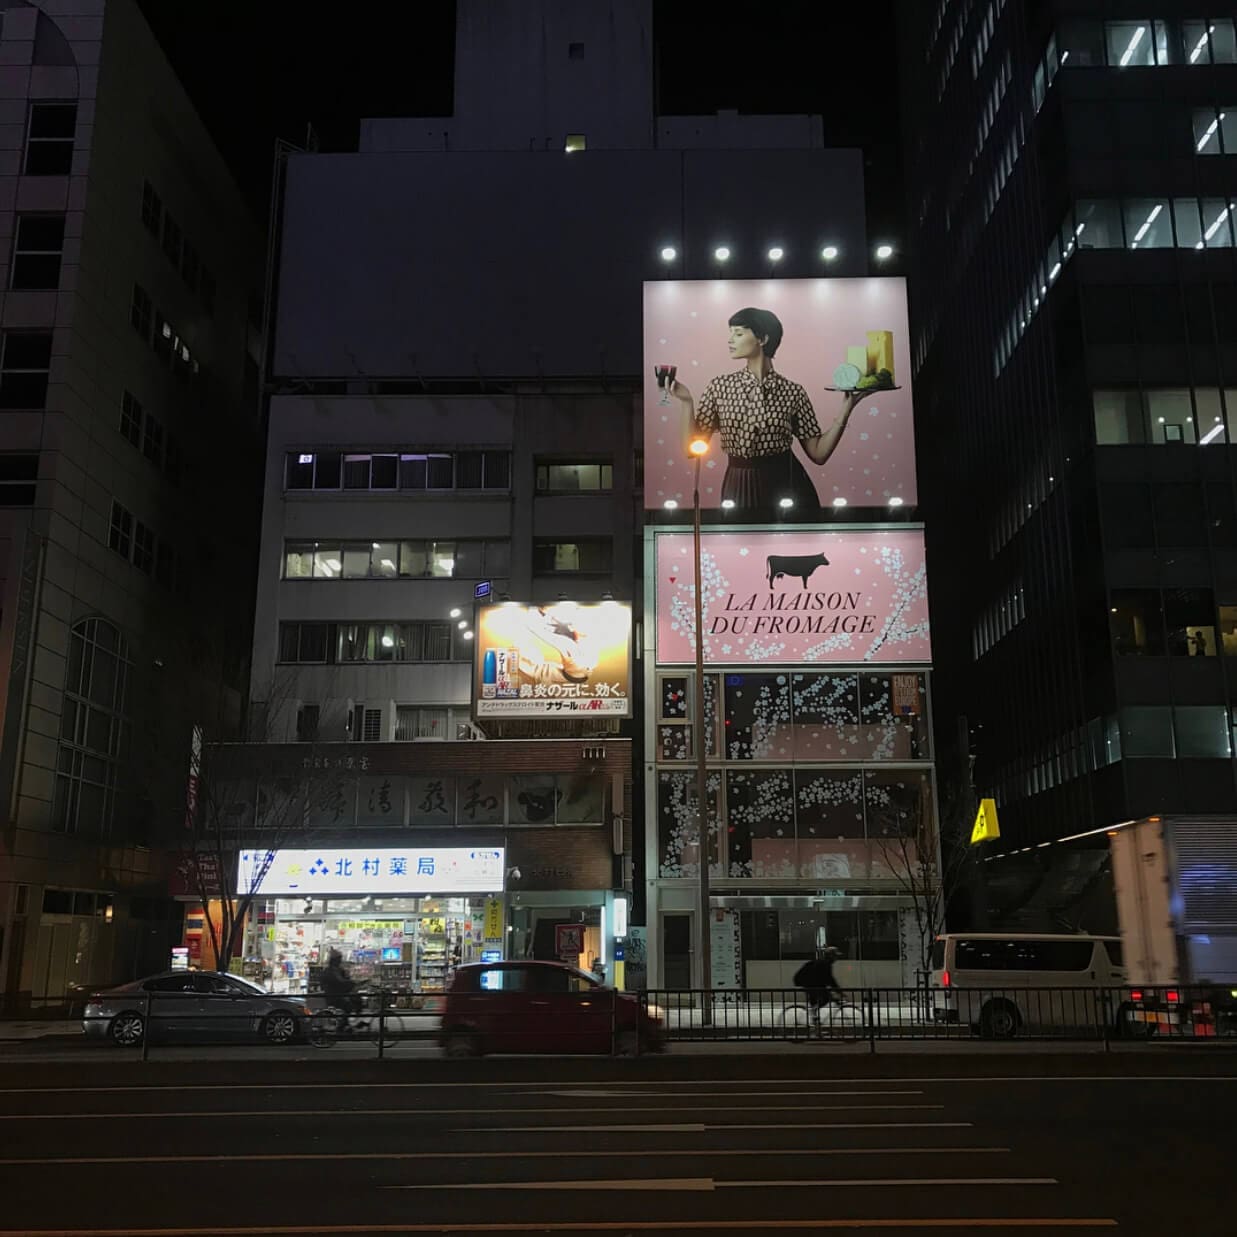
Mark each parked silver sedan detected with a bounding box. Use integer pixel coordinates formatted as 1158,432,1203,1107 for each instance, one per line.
83,970,310,1047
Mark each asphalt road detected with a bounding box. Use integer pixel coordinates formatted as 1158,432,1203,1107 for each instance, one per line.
0,1054,1233,1234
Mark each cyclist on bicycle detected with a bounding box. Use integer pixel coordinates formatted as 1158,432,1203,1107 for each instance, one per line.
794,946,844,1027
321,949,361,1028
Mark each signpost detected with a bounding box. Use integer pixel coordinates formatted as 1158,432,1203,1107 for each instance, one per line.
555,923,585,962
970,798,1001,845
474,580,492,600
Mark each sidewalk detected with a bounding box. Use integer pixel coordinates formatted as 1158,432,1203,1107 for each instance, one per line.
0,1019,81,1041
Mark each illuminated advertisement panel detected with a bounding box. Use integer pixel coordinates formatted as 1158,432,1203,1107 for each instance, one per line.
655,528,930,665
237,847,505,896
474,601,632,717
644,278,916,510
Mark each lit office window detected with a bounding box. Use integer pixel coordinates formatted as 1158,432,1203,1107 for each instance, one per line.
1123,198,1172,248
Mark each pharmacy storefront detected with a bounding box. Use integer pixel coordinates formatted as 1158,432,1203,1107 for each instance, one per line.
239,846,507,996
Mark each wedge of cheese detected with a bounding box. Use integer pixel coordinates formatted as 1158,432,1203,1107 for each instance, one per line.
866,330,894,381
846,345,869,374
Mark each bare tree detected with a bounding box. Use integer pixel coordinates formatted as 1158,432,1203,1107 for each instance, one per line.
128,625,340,974
872,780,977,982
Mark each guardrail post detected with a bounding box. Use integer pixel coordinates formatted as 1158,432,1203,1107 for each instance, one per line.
866,989,876,1054
376,990,386,1060
610,989,619,1056
141,992,151,1062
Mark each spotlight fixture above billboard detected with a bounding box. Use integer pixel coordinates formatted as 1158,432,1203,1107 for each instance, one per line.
474,601,632,717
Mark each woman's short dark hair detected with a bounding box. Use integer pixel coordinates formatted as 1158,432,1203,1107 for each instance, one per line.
728,307,784,357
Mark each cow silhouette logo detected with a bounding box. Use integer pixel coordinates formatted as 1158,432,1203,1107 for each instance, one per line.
766,551,830,589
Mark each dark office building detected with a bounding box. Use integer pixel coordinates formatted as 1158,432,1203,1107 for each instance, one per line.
898,3,1237,923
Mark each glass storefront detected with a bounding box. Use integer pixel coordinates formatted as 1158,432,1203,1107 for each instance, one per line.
251,896,500,996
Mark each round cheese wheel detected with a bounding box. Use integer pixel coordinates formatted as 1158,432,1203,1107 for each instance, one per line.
832,363,862,390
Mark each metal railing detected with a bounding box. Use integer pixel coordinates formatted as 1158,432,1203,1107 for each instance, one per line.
69,984,666,1060
638,984,1237,1048
27,982,1237,1058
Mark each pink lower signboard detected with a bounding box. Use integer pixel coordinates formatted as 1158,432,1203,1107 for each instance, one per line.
655,528,930,665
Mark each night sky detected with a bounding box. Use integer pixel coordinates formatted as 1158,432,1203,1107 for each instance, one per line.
137,1,901,243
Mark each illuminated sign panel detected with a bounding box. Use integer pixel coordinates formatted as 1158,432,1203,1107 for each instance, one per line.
474,602,632,717
237,847,505,895
644,278,916,511
655,528,930,665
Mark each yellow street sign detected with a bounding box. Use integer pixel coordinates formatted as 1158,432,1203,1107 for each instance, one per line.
971,798,1001,844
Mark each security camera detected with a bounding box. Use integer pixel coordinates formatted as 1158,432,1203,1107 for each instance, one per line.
507,866,522,882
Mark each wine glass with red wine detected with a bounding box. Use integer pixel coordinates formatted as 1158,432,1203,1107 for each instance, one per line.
654,363,677,406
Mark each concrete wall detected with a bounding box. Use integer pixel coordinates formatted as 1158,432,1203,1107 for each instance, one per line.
272,146,867,379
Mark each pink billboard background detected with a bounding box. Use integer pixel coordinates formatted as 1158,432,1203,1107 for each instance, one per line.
655,528,930,665
643,278,917,509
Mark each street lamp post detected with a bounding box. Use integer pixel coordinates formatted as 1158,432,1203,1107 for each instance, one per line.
689,442,712,1023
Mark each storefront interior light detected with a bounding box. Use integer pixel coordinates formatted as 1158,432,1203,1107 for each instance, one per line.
660,246,677,262
821,245,839,261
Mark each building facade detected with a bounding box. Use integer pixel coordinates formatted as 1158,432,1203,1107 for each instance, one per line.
900,2,1237,931
229,0,886,992
0,0,264,1010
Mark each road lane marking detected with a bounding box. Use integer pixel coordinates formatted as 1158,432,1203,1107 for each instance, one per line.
0,1147,1009,1166
0,1074,1229,1095
722,1178,1058,1188
543,1089,924,1097
0,1221,1120,1234
0,1103,945,1121
473,1121,972,1132
396,1177,718,1191
390,1176,1057,1192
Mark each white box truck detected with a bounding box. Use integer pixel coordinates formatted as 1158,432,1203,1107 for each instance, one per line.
1109,815,1237,1036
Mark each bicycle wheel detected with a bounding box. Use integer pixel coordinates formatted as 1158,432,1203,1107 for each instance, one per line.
370,1014,402,1048
821,1002,862,1043
308,1008,342,1048
777,1003,818,1039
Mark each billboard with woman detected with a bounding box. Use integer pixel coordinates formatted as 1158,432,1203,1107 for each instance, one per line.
644,278,917,511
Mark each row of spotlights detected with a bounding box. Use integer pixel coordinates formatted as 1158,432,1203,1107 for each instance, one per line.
663,496,907,511
659,244,894,263
448,607,474,640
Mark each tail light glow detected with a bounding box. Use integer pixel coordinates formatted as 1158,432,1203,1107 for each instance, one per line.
1130,989,1143,1001
942,970,951,988
1166,990,1180,1004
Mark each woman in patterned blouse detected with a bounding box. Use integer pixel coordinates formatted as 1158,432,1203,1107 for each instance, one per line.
670,307,875,510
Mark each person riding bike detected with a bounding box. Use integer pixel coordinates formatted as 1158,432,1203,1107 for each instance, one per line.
321,949,361,1029
793,946,844,1028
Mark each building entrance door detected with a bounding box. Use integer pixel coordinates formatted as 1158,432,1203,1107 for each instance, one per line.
661,913,692,990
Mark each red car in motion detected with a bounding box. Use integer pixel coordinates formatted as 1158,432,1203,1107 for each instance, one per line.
439,960,664,1057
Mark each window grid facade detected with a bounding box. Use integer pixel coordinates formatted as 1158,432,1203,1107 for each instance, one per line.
53,619,130,838
284,449,511,492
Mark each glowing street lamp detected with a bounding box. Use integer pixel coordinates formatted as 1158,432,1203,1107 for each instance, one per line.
687,435,712,1020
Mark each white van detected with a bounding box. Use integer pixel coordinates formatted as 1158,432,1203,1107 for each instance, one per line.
930,933,1127,1038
